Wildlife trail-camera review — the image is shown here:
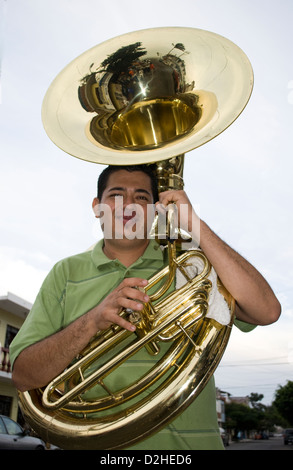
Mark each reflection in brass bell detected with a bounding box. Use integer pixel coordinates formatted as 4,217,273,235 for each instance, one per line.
42,27,253,166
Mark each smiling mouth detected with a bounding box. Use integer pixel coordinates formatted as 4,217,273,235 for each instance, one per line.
114,213,137,225
123,214,138,225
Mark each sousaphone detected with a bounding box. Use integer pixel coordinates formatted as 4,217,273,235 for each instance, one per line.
18,27,253,449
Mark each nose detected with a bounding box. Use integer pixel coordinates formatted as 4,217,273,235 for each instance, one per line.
123,192,136,208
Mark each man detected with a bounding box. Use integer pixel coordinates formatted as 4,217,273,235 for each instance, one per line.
10,164,281,450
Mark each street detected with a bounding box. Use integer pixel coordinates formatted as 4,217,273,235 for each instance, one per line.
226,436,293,450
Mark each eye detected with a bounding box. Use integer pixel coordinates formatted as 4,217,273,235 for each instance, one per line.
136,194,152,202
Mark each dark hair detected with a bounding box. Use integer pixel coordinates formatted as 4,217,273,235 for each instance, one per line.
97,165,159,202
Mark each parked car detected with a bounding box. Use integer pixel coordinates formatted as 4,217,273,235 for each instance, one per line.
255,431,269,440
0,414,45,450
284,428,293,445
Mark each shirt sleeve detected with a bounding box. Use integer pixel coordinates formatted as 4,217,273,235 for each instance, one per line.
9,269,65,368
234,317,257,332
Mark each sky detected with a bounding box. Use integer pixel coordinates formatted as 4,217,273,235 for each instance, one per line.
0,0,292,406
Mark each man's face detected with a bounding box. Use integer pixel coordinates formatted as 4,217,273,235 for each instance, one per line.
95,170,154,240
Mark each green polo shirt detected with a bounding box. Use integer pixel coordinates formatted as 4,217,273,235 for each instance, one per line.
10,240,171,362
10,239,254,450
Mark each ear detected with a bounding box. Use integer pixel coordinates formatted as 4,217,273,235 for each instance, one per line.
92,197,100,218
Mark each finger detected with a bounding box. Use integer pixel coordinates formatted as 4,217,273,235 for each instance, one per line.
116,315,137,332
118,296,146,312
117,278,148,290
155,201,168,214
108,311,137,332
158,190,189,207
158,189,178,203
119,286,149,304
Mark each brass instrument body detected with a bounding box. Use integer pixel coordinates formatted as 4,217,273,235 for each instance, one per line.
19,249,234,450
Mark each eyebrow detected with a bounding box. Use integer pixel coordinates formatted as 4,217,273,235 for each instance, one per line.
107,186,152,197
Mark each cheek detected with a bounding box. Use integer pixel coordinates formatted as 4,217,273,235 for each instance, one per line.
101,199,121,215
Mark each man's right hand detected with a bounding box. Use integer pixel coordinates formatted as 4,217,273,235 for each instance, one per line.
12,277,150,392
88,277,150,332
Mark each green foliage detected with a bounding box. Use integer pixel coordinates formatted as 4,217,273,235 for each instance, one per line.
225,402,260,433
225,390,289,435
101,43,147,74
273,380,293,426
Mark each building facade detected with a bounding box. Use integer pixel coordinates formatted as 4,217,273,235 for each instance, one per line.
0,292,31,421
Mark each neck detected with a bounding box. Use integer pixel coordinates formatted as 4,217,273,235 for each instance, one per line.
103,238,149,267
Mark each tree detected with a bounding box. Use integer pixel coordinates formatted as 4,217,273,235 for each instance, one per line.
225,395,286,438
225,402,260,438
263,405,288,430
249,393,265,411
101,43,147,75
273,380,293,426
225,387,292,438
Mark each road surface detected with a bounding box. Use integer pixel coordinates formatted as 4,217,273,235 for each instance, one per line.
226,436,293,450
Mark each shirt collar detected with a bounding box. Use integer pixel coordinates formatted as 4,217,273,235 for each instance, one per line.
91,239,164,269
